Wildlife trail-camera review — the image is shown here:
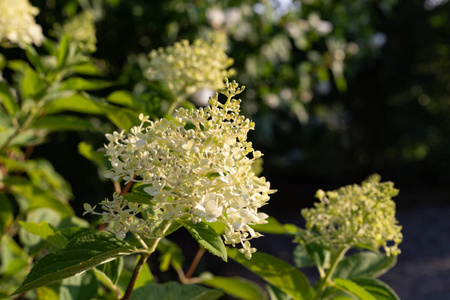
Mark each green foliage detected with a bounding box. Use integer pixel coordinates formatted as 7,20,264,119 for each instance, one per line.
333,251,397,279
200,274,268,300
228,248,314,300
0,194,12,234
11,231,140,295
59,271,98,300
129,282,222,300
19,221,68,248
177,220,227,262
333,278,376,300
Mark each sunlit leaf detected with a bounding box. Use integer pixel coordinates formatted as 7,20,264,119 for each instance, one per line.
96,257,123,286
333,278,376,300
44,93,104,115
60,77,114,91
228,248,313,300
71,62,102,76
250,216,286,234
11,231,141,295
129,282,222,300
177,219,227,262
201,274,268,300
157,238,184,271
352,277,400,300
0,82,19,116
31,115,96,132
25,44,44,72
57,34,71,69
0,194,13,234
19,221,68,248
334,251,397,279
20,66,47,100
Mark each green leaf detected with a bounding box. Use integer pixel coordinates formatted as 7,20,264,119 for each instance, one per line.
1,235,28,275
129,282,222,300
294,242,330,270
0,194,13,234
32,115,96,132
36,286,60,300
352,278,400,300
250,216,287,234
71,62,102,76
123,193,153,205
19,208,62,249
227,248,313,300
60,77,114,91
0,82,19,116
57,34,71,69
59,270,98,300
59,227,95,242
59,216,90,229
15,158,73,201
334,251,397,279
10,182,73,217
44,93,104,115
266,283,292,300
134,257,153,289
20,66,46,100
11,231,141,295
177,220,227,262
41,89,76,104
157,238,184,271
107,90,141,109
19,221,68,248
201,274,268,300
95,257,123,286
293,244,314,268
207,221,226,235
333,278,376,300
25,44,44,72
0,128,47,147
7,59,27,72
105,107,140,130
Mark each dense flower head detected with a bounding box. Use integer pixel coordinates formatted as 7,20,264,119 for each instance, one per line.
95,79,274,258
0,0,44,48
298,175,402,256
55,11,97,52
147,32,235,96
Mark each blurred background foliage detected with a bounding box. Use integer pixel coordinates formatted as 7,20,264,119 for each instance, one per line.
27,0,450,206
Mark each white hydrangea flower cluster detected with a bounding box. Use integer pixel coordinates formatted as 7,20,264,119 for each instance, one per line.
94,79,274,258
0,0,44,48
147,32,234,96
298,175,403,256
55,11,97,53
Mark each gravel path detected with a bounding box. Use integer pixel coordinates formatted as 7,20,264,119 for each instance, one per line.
380,204,450,300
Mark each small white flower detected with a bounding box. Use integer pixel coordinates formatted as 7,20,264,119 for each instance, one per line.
239,241,257,259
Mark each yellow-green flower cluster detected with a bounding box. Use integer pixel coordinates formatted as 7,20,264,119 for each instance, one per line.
99,79,274,258
55,11,97,52
0,0,44,48
299,175,402,256
147,32,234,96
